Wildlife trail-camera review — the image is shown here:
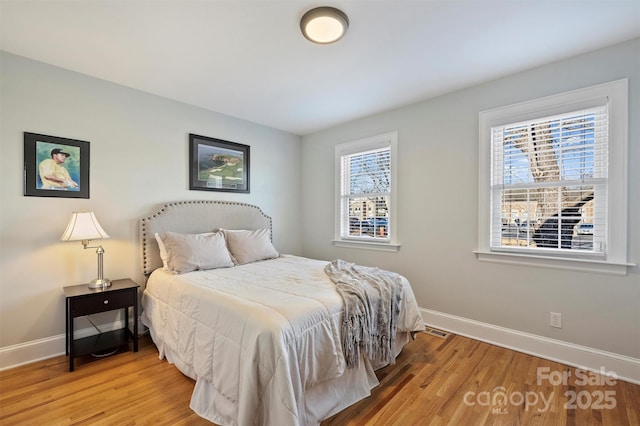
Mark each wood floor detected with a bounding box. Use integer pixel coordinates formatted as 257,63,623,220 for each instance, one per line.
1,332,638,425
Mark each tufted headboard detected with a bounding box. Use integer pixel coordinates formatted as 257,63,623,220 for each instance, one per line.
140,200,272,275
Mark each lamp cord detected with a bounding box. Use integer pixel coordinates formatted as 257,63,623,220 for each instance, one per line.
84,315,119,358
84,315,102,334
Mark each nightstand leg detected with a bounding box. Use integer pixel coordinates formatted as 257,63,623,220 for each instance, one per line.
68,305,74,372
133,297,138,352
65,298,69,356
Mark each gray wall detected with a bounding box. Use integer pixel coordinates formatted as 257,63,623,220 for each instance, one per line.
1,39,638,363
300,39,640,359
0,52,302,348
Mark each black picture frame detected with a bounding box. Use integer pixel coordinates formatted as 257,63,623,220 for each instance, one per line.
24,132,90,199
189,133,250,193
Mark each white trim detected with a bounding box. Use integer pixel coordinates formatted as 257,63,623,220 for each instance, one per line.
0,334,65,371
421,307,640,385
332,239,401,252
0,317,140,371
4,310,639,387
474,250,634,276
334,131,399,249
478,79,630,272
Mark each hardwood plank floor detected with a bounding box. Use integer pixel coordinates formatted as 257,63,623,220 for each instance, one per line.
1,332,638,425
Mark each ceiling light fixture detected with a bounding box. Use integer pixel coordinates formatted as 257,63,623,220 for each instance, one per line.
300,6,349,44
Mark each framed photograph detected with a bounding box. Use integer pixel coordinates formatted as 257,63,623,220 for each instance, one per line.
23,132,90,198
189,133,250,193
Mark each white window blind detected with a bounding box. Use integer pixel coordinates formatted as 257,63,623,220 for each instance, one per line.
340,147,391,240
490,105,608,255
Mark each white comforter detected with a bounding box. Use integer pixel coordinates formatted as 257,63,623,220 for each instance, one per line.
141,255,424,426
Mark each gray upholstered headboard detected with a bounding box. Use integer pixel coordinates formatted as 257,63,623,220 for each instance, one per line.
140,200,272,275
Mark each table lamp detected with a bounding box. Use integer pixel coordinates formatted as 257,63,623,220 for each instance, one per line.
60,211,111,288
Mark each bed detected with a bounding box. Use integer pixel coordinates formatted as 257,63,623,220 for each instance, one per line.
140,200,425,426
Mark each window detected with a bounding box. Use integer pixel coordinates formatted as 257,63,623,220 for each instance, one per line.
334,132,399,251
477,80,631,275
492,106,606,254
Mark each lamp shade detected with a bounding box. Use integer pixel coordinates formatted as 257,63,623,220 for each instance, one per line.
300,7,349,44
60,212,110,242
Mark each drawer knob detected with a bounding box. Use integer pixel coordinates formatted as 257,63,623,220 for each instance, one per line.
103,300,109,305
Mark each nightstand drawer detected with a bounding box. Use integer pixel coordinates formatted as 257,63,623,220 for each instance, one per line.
71,290,134,316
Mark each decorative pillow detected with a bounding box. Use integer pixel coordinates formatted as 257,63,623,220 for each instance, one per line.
222,228,279,265
155,231,235,273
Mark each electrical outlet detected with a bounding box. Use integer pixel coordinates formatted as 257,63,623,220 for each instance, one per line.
550,312,562,328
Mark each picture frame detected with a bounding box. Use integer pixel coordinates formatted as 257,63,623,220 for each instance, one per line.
23,132,90,199
189,133,250,193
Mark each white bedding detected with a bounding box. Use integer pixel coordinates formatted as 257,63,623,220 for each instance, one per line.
141,255,424,426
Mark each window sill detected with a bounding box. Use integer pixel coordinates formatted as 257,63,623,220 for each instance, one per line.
473,250,635,276
333,239,400,252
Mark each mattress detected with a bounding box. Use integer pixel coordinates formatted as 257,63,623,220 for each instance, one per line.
141,254,424,425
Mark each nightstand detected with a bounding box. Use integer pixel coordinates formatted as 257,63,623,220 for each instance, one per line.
63,278,139,372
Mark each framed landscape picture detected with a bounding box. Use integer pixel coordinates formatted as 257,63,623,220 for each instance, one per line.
23,132,90,198
189,133,250,193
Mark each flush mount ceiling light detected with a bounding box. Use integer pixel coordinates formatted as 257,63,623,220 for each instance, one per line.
300,6,349,44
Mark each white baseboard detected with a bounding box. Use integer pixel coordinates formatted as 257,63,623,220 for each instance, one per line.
0,318,135,371
421,308,640,385
3,311,639,385
0,334,65,371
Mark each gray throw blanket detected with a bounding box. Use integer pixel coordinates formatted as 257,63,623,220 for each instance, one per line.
324,259,404,368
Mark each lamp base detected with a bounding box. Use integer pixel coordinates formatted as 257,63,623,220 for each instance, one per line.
88,278,111,289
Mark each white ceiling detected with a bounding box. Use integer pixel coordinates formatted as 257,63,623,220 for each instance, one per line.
1,1,639,135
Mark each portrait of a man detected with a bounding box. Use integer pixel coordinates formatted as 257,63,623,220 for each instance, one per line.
24,132,90,199
38,146,80,190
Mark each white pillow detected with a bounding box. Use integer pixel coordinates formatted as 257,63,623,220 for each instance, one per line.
155,233,170,270
222,228,279,265
155,231,235,273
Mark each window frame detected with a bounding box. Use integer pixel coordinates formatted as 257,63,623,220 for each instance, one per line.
476,79,632,275
333,131,400,252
